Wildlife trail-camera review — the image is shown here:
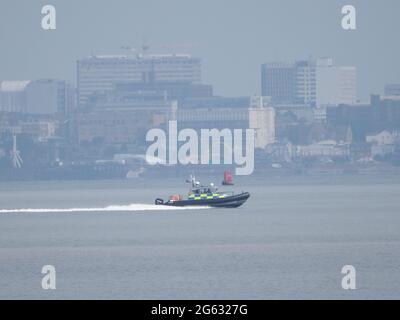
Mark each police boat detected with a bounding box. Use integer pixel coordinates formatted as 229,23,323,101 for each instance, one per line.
155,175,250,208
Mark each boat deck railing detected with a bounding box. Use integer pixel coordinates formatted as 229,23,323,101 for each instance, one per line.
220,191,235,196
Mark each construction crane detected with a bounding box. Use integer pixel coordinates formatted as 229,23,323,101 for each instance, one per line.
120,39,152,56
10,131,23,168
120,42,198,57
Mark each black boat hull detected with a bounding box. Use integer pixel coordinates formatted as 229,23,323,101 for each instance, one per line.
158,192,250,208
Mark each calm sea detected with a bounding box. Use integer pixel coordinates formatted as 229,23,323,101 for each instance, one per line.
0,175,399,299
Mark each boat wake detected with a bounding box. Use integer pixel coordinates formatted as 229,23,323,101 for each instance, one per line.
0,203,210,214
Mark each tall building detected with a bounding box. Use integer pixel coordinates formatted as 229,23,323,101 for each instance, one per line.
315,57,357,106
295,60,317,106
26,79,75,115
249,96,275,148
261,57,357,107
109,81,213,102
0,80,75,115
0,81,30,113
77,54,202,108
261,60,315,105
261,62,295,104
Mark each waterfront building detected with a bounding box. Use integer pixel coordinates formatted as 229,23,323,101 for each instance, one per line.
249,96,276,148
366,130,399,146
296,140,350,158
75,100,177,145
176,96,275,150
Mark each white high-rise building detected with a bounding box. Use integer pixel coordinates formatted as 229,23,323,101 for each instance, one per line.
77,54,202,107
261,57,357,107
316,57,357,106
249,96,275,149
295,60,317,106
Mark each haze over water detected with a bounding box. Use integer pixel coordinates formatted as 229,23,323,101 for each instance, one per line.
0,175,399,299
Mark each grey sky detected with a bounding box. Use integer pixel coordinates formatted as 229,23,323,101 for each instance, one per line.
1,0,399,101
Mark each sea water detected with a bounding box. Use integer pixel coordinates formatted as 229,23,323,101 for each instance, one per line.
0,175,399,299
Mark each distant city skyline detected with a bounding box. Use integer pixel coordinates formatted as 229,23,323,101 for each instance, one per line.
1,0,400,101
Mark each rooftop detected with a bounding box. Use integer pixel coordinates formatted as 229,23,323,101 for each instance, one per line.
0,81,31,92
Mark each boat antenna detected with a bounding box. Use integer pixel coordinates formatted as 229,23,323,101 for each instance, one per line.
186,173,199,193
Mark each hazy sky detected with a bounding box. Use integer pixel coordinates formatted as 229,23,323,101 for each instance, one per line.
1,0,399,101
